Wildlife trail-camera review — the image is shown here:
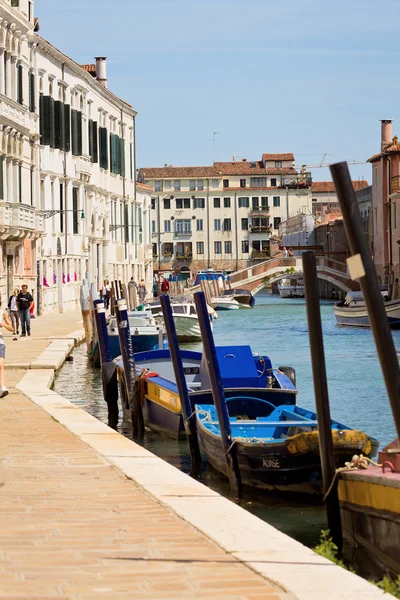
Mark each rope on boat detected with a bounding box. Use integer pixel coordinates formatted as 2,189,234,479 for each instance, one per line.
323,454,395,503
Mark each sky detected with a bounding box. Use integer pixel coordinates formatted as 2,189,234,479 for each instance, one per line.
34,0,400,182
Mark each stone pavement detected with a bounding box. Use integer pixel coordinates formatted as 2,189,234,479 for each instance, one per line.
0,312,289,600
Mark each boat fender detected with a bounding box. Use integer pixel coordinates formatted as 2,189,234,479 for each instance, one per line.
278,366,296,386
137,370,160,407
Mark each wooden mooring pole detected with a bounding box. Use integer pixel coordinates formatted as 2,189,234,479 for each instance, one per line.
115,298,145,439
160,294,201,475
330,161,400,442
302,251,342,551
194,291,242,498
93,299,119,429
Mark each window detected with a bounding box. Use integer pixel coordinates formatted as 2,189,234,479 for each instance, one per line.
197,241,204,254
196,219,203,231
275,161,282,168
164,220,171,233
99,127,108,169
250,177,266,187
164,197,171,209
240,179,246,188
175,198,190,209
165,181,171,190
273,196,280,207
72,187,79,234
261,197,268,208
211,179,219,188
223,218,231,231
224,241,232,254
151,198,156,210
152,243,158,257
223,179,229,188
164,242,173,257
214,219,221,231
88,120,98,163
11,0,19,6
152,220,156,233
242,240,249,253
214,241,222,254
224,197,231,208
155,181,162,192
274,217,281,229
184,198,190,209
238,197,249,208
175,219,191,234
213,197,220,208
194,197,205,209
271,178,277,186
59,183,64,233
176,198,182,209
189,180,196,191
197,179,204,191
251,197,259,210
241,218,248,230
71,109,83,156
174,180,181,191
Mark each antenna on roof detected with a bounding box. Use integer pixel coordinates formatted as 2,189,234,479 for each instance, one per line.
212,132,219,163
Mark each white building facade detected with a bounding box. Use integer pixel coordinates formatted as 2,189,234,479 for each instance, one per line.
0,0,152,314
139,154,312,275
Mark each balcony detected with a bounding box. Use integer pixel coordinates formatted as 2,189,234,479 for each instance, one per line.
249,225,272,234
76,155,92,183
174,230,192,238
0,202,43,241
0,93,29,129
251,250,270,261
250,206,270,216
176,253,193,261
281,174,312,189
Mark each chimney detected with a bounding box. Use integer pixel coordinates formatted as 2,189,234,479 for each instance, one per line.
95,57,107,88
381,119,392,151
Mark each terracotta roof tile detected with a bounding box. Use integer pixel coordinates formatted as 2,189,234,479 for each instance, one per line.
312,181,369,193
80,64,96,76
140,160,300,180
140,166,216,179
136,182,153,191
368,136,400,162
262,153,295,161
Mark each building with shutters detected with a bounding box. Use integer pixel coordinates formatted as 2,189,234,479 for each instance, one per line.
138,154,312,276
0,0,152,314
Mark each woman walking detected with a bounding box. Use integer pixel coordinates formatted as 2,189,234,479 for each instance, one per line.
0,299,14,398
8,288,20,335
137,279,147,304
102,279,111,310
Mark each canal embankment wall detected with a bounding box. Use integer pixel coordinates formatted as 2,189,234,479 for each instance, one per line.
2,312,391,599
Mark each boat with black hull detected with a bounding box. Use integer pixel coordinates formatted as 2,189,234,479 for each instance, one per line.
334,291,400,328
221,288,255,308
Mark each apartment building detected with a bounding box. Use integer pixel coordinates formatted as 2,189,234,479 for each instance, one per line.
0,0,152,314
139,153,312,275
311,180,368,216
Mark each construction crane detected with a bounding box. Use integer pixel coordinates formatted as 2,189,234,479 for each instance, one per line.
296,153,367,170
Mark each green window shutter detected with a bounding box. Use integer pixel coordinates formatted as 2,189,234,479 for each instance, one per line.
39,93,44,143
77,111,82,156
120,138,125,177
115,135,120,175
88,119,93,159
29,72,35,112
49,97,55,149
99,127,104,168
100,127,108,169
17,64,23,104
42,95,51,146
124,203,129,243
109,133,113,172
71,109,78,156
92,121,98,163
0,156,4,200
113,135,118,174
54,101,62,149
63,104,71,152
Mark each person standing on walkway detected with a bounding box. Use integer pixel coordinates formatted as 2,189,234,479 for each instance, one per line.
153,280,159,298
102,279,111,310
137,279,147,304
17,285,34,337
8,288,20,335
0,300,14,398
161,277,170,294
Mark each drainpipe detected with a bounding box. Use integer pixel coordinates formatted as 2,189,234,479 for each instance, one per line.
206,179,210,268
385,156,393,296
234,191,238,270
157,194,161,272
133,116,138,274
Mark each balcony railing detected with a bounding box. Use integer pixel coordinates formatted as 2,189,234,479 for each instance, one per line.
174,230,192,237
176,253,193,260
250,206,270,216
249,225,272,234
251,250,270,260
392,176,400,193
162,252,173,259
282,174,312,188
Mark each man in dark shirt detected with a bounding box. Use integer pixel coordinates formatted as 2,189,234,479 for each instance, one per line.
17,285,34,337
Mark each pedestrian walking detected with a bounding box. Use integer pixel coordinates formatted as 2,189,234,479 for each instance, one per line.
128,277,138,309
137,279,147,304
17,285,34,337
102,279,111,309
161,277,170,294
0,299,15,398
282,247,288,258
8,288,20,335
153,281,159,298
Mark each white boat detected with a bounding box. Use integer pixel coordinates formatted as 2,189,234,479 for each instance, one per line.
278,277,305,299
107,311,164,359
210,296,240,311
145,296,215,342
334,291,400,328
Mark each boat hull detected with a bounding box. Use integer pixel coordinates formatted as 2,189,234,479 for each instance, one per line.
279,286,305,299
109,333,159,360
334,300,400,328
197,422,378,494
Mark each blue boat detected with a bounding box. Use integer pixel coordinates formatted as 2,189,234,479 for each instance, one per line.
195,401,379,494
107,311,166,360
115,345,297,439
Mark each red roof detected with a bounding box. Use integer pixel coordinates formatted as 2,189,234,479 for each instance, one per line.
80,64,96,76
136,182,153,191
312,181,369,193
262,153,295,162
140,163,298,179
368,136,400,162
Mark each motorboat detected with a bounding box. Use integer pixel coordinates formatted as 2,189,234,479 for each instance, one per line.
210,296,240,311
107,311,165,360
278,277,305,298
144,296,215,342
115,345,297,439
334,291,400,328
196,401,378,494
221,288,255,308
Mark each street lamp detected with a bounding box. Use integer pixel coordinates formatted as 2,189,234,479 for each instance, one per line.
42,209,85,219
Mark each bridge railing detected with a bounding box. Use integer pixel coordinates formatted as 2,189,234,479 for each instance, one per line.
229,257,296,285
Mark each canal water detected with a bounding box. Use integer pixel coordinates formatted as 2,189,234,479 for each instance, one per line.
53,291,398,548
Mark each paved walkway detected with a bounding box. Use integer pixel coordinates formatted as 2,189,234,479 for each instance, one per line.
0,312,288,600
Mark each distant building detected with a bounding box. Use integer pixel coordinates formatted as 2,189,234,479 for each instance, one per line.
139,153,312,275
280,214,314,254
311,181,369,217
